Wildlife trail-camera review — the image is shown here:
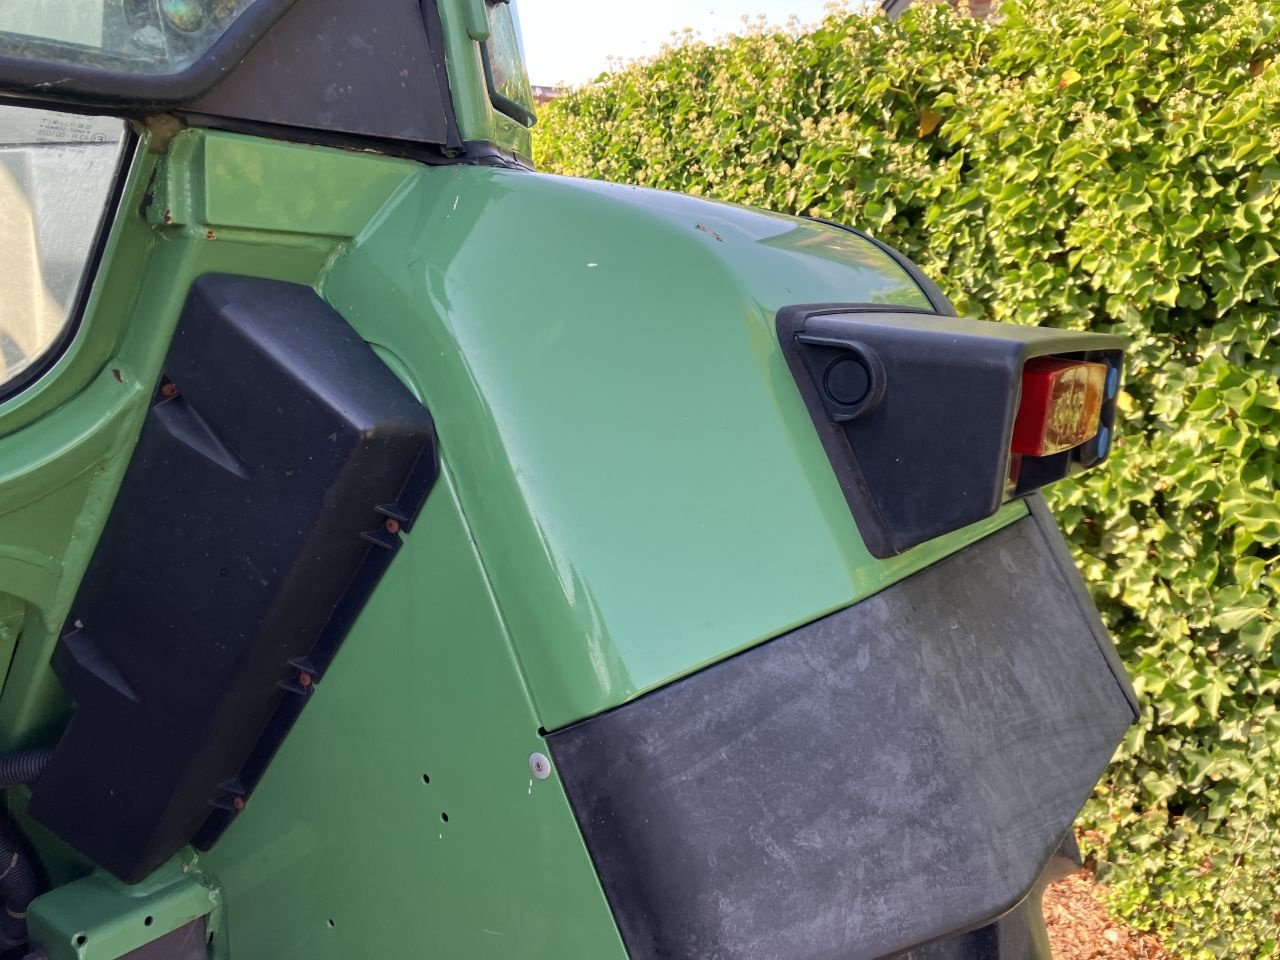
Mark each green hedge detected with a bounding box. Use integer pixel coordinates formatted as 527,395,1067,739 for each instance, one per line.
536,1,1280,955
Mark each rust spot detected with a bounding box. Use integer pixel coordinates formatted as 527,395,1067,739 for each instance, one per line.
111,368,123,383
205,230,217,240
160,382,179,398
162,209,173,225
384,518,402,535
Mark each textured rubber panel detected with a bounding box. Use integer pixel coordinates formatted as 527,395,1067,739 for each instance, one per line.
549,503,1135,960
189,0,456,146
30,275,436,883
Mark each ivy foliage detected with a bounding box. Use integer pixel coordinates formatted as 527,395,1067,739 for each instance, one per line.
536,1,1280,955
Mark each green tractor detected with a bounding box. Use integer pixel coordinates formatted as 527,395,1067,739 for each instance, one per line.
0,2,1135,958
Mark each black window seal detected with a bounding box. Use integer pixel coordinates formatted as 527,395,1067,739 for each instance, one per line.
0,123,139,406
420,0,464,152
0,0,300,110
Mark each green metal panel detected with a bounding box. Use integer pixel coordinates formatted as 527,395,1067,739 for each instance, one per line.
198,473,627,960
29,858,219,960
322,165,1027,730
0,593,21,695
153,132,417,236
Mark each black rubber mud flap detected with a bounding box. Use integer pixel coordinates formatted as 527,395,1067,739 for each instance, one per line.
548,500,1135,960
29,275,437,883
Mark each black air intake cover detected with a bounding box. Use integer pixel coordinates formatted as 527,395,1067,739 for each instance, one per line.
30,275,437,883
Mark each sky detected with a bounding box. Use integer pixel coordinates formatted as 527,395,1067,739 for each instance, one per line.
517,0,840,87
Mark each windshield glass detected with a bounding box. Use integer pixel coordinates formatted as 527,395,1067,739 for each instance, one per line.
0,0,259,74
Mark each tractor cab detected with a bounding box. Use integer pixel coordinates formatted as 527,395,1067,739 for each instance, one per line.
0,3,1134,959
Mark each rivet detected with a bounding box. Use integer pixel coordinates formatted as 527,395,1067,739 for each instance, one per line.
232,796,246,811
298,671,313,688
384,518,401,535
529,752,551,780
160,382,179,398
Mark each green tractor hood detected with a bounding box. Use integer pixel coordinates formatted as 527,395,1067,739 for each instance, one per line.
323,165,1025,729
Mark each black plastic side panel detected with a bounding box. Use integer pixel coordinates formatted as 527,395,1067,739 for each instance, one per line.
29,275,437,883
548,504,1136,960
188,0,457,147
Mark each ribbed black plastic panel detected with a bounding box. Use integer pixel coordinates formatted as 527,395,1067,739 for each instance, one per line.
30,275,437,883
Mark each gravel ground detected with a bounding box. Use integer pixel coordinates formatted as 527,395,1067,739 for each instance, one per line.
1044,869,1173,960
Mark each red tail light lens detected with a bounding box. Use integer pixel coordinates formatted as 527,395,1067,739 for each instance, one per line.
1012,358,1108,457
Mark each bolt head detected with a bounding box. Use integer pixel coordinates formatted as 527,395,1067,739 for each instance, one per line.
529,752,551,780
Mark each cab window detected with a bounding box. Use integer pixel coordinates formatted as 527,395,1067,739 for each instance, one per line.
0,103,126,392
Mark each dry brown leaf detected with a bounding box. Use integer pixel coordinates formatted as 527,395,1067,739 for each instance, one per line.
918,107,942,137
1043,869,1175,960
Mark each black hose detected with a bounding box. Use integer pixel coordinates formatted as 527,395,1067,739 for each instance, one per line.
0,751,51,954
0,826,39,921
0,753,49,793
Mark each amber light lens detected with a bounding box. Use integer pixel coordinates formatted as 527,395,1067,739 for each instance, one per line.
1011,358,1108,457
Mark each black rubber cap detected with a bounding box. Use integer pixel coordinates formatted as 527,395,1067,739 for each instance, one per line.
824,356,871,406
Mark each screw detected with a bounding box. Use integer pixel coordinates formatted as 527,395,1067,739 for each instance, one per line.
160,382,179,398
529,752,552,780
383,518,401,535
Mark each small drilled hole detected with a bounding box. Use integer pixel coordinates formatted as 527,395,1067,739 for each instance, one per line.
327,919,335,928
144,916,153,927
440,812,449,823
74,934,88,947
421,773,430,785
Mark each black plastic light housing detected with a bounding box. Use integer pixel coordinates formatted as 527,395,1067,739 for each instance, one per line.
777,305,1125,558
